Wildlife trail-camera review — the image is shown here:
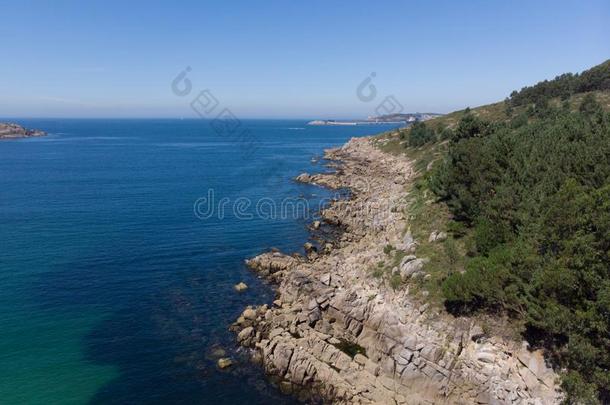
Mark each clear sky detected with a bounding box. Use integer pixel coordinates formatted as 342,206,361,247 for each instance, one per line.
1,0,608,118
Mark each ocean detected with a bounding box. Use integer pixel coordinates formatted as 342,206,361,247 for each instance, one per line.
0,119,400,404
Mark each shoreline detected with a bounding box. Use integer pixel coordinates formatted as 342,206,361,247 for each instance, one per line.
307,120,407,126
232,136,560,404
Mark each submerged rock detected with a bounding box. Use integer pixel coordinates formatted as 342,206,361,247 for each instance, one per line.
234,282,248,292
208,345,227,359
217,358,233,369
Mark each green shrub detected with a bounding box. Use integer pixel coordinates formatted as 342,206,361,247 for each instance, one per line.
579,93,602,115
446,220,467,237
508,60,610,107
333,339,367,358
431,78,610,401
389,273,402,290
443,238,459,265
440,127,454,140
408,121,436,146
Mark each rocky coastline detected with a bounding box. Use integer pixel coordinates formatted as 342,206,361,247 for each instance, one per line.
232,136,561,404
0,122,46,139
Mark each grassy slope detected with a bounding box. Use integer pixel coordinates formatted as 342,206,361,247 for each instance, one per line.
370,89,610,336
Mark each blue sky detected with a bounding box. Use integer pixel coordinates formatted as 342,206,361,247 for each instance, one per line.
1,0,608,118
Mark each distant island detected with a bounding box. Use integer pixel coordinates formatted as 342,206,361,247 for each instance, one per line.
0,123,46,139
307,112,443,126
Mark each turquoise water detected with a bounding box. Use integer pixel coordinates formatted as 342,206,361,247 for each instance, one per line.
0,119,400,404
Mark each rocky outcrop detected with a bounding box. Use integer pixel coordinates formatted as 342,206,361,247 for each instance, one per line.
234,282,248,292
233,137,561,404
429,230,448,243
0,122,45,139
245,251,301,283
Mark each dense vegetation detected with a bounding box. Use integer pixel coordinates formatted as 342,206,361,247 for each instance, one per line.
401,119,453,147
413,61,610,403
507,60,610,107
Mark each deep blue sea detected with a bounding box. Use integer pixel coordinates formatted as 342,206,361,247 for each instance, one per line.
0,119,400,404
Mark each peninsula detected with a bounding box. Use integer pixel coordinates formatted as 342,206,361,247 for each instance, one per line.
307,112,443,126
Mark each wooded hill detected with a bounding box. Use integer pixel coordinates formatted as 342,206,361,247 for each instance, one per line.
384,60,610,404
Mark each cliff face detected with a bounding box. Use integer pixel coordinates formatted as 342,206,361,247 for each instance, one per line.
0,123,45,139
232,137,561,404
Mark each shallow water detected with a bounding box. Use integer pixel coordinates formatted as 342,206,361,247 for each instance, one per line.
0,119,400,404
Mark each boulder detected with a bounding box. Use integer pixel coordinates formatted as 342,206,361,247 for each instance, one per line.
399,255,416,267
238,326,255,345
217,357,233,369
245,252,297,278
428,230,448,243
295,173,312,183
476,350,495,364
354,353,368,366
304,242,317,253
243,308,257,320
308,306,322,324
399,230,417,252
400,258,425,280
234,282,248,292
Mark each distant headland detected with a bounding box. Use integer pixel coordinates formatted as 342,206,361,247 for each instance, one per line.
0,123,46,139
307,112,443,126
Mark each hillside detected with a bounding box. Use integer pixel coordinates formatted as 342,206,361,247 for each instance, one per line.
374,60,610,404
